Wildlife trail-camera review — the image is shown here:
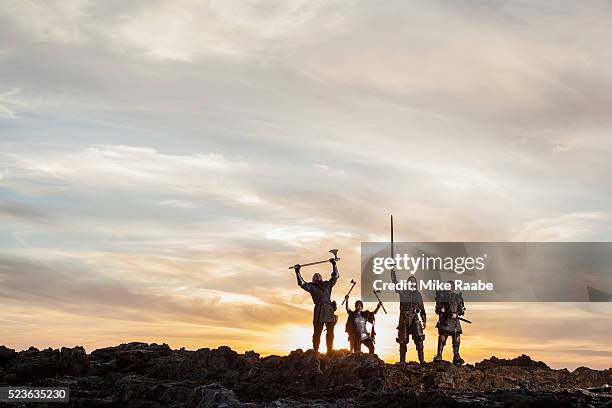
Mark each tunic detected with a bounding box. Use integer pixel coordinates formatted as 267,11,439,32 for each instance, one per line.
297,269,338,323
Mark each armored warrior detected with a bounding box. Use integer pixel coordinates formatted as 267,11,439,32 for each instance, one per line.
294,259,338,353
433,281,465,365
344,295,381,354
393,273,426,364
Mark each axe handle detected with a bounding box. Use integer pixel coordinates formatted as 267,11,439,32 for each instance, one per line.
341,282,357,305
373,291,387,314
288,257,341,269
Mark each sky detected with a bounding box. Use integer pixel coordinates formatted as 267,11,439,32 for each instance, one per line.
0,0,611,370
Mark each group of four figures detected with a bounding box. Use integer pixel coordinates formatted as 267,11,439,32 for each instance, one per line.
294,259,466,365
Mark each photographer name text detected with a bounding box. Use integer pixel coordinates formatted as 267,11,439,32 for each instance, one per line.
373,279,494,292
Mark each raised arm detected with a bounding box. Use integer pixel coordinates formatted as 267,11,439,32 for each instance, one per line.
294,265,311,292
328,259,339,287
391,268,402,294
391,268,398,284
373,301,382,315
344,295,351,313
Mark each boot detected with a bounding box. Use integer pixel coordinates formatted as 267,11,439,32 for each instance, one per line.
399,344,407,364
433,338,444,362
452,343,464,365
417,344,425,365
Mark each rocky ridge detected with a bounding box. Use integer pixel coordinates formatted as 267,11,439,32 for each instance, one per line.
0,343,610,407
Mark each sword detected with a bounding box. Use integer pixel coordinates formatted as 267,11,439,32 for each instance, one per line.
373,289,387,314
390,214,398,283
444,308,472,324
390,214,394,263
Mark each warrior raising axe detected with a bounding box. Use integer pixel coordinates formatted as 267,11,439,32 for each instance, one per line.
292,249,340,354
344,291,382,354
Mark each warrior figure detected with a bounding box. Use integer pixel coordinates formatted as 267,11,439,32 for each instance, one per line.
433,281,465,365
393,273,427,364
294,259,338,353
344,295,381,354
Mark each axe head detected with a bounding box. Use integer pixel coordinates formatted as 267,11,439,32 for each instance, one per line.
350,279,356,284
329,249,339,259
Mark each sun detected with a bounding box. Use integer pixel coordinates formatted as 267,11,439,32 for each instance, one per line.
271,324,351,354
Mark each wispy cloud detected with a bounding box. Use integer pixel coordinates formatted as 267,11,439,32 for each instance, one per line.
0,87,27,119
1,144,253,200
0,0,351,61
514,212,612,241
0,0,90,44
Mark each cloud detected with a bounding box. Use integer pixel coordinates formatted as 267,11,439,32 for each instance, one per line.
157,199,196,209
0,87,27,119
110,0,351,61
0,200,53,224
1,144,253,200
0,0,90,44
0,0,351,61
0,253,309,329
514,212,612,241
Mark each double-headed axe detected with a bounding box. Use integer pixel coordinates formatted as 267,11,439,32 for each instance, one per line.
341,279,357,305
288,249,340,270
373,289,387,314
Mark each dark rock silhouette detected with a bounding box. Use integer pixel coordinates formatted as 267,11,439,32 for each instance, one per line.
0,346,16,367
0,342,610,407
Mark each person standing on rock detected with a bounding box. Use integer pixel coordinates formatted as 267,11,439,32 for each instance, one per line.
433,281,465,365
294,258,338,354
344,295,381,354
392,273,427,364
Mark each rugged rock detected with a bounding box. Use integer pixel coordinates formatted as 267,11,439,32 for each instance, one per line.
0,346,16,367
3,345,88,383
474,354,550,370
0,343,610,407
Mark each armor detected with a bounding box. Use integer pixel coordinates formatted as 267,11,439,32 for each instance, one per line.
344,307,378,354
433,289,466,365
393,273,426,364
397,291,426,342
354,314,369,340
435,291,464,336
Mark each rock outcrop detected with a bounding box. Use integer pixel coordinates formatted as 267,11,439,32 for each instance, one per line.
0,343,610,407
